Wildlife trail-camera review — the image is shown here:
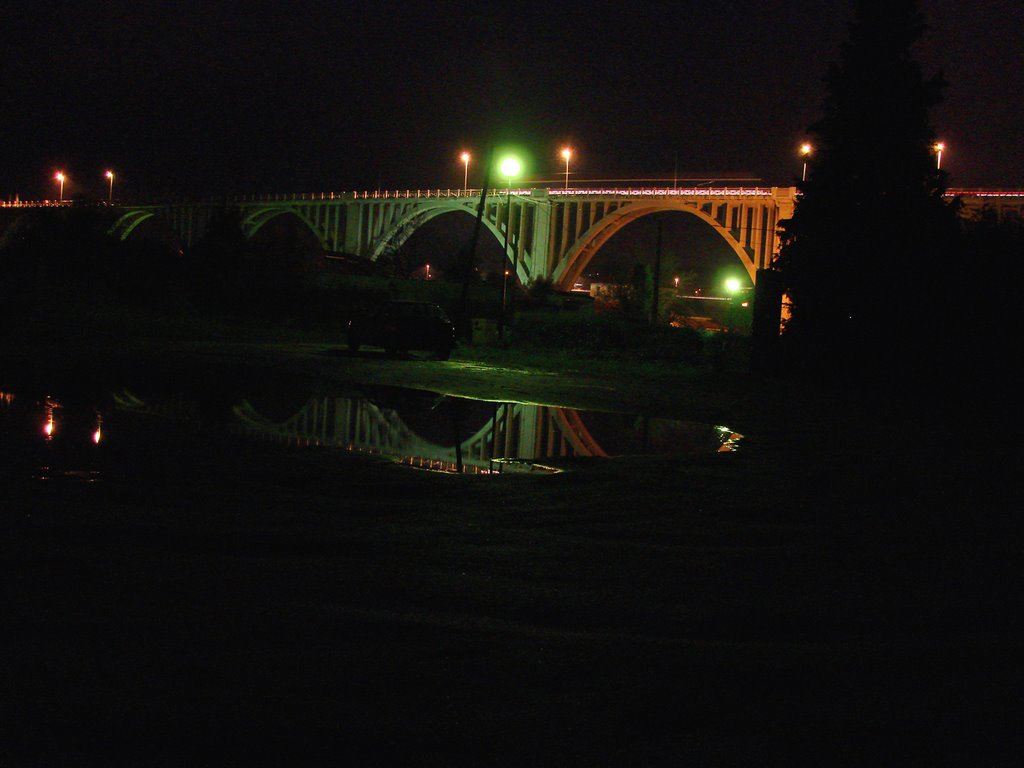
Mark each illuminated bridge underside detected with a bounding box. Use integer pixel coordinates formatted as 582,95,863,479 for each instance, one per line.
97,188,1021,287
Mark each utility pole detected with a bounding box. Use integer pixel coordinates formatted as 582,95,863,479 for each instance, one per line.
651,218,663,325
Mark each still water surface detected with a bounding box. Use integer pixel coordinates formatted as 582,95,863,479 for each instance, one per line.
0,376,741,479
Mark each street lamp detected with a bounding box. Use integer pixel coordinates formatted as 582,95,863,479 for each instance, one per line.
723,278,743,334
933,141,945,170
499,156,521,188
55,172,66,201
105,170,114,202
459,152,470,193
498,156,522,340
560,147,572,189
800,143,812,182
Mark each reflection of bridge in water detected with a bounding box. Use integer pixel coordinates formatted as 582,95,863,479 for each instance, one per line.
231,394,741,473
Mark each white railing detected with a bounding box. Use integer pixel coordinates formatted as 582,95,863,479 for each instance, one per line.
347,187,776,200
0,199,74,207
350,188,486,200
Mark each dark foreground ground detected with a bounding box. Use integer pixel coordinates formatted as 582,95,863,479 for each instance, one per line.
2,340,1021,766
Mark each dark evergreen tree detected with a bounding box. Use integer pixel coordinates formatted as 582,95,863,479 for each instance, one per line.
183,208,252,312
775,0,959,379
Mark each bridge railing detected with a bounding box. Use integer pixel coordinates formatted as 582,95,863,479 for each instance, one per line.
7,188,1023,208
945,189,1024,198
1,199,74,207
225,187,785,202
548,187,775,196
221,189,488,203
350,189,485,200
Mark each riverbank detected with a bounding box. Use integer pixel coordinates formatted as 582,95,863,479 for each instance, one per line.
2,334,1020,765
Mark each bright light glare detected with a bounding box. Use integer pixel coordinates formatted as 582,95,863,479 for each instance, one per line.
460,152,470,163
499,157,521,178
724,278,742,294
55,172,65,182
561,147,572,160
800,143,812,156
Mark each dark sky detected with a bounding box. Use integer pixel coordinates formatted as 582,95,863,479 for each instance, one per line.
4,0,1022,200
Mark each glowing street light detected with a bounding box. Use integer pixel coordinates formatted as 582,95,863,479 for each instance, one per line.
724,277,742,295
499,156,521,188
674,276,680,290
560,147,572,189
933,141,945,170
105,170,114,201
800,143,812,181
55,172,66,201
459,152,470,193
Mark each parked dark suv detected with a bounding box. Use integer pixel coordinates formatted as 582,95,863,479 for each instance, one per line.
347,301,455,360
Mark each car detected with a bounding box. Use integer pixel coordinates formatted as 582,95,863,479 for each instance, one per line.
347,300,455,360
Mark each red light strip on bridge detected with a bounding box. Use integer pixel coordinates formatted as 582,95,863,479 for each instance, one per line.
548,187,773,197
945,190,1024,198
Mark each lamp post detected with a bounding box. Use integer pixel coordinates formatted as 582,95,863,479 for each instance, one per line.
933,142,945,170
498,156,521,340
724,278,742,334
460,152,470,193
105,170,114,202
800,143,812,182
55,172,66,201
560,147,572,189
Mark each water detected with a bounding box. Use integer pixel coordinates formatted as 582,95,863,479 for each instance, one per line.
0,375,741,480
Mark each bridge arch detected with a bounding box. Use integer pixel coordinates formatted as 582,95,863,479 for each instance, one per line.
552,202,758,290
108,209,158,241
241,206,326,248
371,199,532,284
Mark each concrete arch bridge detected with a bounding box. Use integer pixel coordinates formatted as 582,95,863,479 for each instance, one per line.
6,187,1017,288
104,187,799,288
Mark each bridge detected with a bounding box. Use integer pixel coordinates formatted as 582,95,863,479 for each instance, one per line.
3,187,1021,288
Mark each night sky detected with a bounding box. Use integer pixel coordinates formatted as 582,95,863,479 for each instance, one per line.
4,0,1022,201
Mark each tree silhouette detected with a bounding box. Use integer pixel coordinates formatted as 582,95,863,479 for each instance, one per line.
775,0,959,378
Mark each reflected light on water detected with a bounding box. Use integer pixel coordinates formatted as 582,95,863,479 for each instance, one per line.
42,399,59,441
4,384,743,481
716,426,743,452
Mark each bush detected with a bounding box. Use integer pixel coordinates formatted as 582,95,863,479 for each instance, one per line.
509,309,705,364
